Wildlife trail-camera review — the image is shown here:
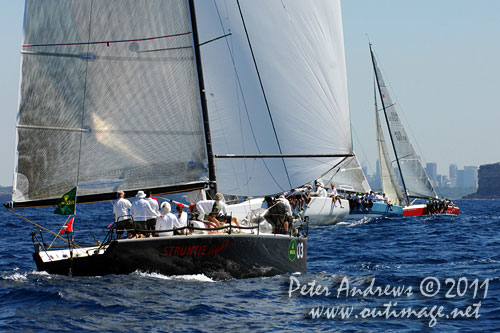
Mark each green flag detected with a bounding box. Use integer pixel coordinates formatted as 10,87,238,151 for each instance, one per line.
54,187,77,215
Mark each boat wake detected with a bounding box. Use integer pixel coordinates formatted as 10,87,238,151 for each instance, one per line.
337,216,374,227
1,270,49,282
134,271,215,283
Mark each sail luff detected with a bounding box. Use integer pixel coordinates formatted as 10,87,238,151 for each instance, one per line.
188,0,216,194
370,44,410,205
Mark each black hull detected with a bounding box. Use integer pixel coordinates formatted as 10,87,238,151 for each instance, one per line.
33,234,307,280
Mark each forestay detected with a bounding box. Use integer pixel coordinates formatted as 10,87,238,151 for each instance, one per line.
195,0,352,196
13,0,208,204
371,48,437,199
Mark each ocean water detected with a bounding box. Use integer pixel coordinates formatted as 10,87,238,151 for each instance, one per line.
1,197,499,331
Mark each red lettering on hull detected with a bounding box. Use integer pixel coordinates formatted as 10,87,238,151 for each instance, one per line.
161,239,231,257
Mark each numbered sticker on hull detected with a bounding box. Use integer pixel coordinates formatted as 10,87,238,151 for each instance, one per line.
289,239,304,261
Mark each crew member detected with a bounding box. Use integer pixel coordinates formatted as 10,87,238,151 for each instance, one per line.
113,191,132,239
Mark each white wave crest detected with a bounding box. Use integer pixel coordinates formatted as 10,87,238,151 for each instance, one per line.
134,271,214,282
347,217,373,227
3,272,27,281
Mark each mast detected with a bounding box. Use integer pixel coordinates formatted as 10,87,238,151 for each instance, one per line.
188,0,217,195
370,43,410,205
374,79,383,190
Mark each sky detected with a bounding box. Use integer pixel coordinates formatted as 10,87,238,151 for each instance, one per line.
0,1,499,186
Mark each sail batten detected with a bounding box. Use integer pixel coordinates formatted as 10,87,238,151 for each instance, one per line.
13,0,209,205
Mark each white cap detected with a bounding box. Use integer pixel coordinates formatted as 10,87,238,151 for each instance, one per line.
136,190,146,199
161,201,171,213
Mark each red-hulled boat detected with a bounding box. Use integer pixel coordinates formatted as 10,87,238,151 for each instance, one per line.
403,204,460,217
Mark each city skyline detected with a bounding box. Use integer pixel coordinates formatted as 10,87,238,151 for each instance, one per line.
364,160,478,191
1,1,499,186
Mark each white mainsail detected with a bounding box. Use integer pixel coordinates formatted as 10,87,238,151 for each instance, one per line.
13,0,208,204
196,0,353,196
370,45,437,200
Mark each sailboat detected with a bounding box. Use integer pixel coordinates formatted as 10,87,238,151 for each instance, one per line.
194,0,354,226
336,155,404,220
3,0,352,278
370,44,459,216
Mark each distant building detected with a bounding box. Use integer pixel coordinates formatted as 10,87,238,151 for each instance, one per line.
449,164,458,187
437,175,449,187
426,162,438,187
457,170,465,188
463,166,478,189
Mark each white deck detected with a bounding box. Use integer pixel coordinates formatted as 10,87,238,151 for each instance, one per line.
38,245,107,263
227,197,349,226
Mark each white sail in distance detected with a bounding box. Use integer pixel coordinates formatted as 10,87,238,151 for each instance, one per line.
370,45,437,200
13,0,208,204
195,0,353,196
375,103,405,206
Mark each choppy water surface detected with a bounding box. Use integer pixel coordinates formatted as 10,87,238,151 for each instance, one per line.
1,198,499,331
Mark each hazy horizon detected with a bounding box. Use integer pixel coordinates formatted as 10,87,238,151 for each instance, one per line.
1,0,499,187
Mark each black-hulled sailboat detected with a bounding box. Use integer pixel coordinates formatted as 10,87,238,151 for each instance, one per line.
4,0,352,279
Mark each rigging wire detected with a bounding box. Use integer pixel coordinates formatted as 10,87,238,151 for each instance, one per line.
74,0,96,215
351,126,375,176
235,0,292,190
212,0,286,194
6,208,70,245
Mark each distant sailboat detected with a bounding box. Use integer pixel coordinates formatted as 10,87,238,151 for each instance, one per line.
370,44,459,216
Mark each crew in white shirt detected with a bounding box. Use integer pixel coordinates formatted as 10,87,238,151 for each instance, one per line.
327,183,344,208
131,190,159,236
156,202,181,237
196,199,227,219
175,203,188,228
195,193,241,229
374,192,384,201
145,191,160,231
382,193,393,210
311,180,327,197
113,191,132,239
278,195,293,216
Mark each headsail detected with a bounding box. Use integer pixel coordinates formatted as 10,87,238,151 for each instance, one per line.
13,0,209,207
320,155,371,194
195,0,353,196
375,95,405,206
370,45,437,200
